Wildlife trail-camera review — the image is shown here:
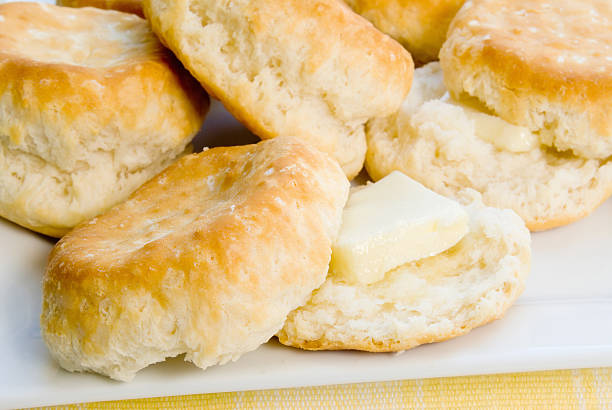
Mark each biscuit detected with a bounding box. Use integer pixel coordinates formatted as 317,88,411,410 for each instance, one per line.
143,0,413,179
58,0,144,17
279,190,530,352
41,137,350,382
0,2,208,237
344,0,465,64
365,63,612,231
440,0,612,160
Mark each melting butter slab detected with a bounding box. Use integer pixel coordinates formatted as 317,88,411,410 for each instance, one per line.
330,171,469,285
443,94,538,153
396,78,538,154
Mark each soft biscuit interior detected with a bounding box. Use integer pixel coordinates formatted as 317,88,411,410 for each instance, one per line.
144,0,413,179
279,190,531,352
395,63,540,153
366,62,612,231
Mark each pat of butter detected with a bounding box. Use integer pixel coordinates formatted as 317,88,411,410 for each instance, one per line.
445,94,538,153
330,171,469,285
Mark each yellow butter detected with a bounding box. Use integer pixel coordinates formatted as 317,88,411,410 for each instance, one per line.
447,94,538,153
330,171,469,285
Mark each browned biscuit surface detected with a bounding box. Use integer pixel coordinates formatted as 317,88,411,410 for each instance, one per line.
0,2,208,237
41,137,350,381
441,0,612,160
58,0,143,17
344,0,465,64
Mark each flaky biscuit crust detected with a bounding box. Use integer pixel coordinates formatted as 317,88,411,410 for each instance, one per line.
41,137,350,381
440,0,612,160
344,0,465,64
144,0,413,179
0,3,208,236
58,0,143,17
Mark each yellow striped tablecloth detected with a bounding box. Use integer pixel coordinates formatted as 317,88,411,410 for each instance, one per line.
38,367,612,409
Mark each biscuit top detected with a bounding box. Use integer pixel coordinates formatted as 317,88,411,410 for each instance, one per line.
51,137,347,266
441,0,612,153
451,0,612,76
42,137,349,380
0,2,162,67
58,0,145,17
344,0,465,63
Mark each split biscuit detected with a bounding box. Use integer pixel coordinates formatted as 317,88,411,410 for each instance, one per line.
343,0,465,64
143,0,414,179
58,0,144,17
366,63,612,231
41,137,350,382
440,0,612,160
279,190,530,352
0,2,208,237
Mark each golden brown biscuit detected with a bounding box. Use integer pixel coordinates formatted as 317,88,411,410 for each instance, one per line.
144,0,413,179
365,63,612,231
440,0,612,160
58,0,143,17
279,191,530,352
344,0,465,64
41,137,350,381
0,2,208,237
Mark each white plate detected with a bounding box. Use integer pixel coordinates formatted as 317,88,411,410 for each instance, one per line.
2,0,612,403
1,100,611,408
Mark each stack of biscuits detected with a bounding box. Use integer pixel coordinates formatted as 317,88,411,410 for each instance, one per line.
0,0,606,381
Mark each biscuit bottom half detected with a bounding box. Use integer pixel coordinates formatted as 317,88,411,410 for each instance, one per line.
279,190,530,352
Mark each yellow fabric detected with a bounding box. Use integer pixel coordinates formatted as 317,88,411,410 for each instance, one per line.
37,368,612,409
